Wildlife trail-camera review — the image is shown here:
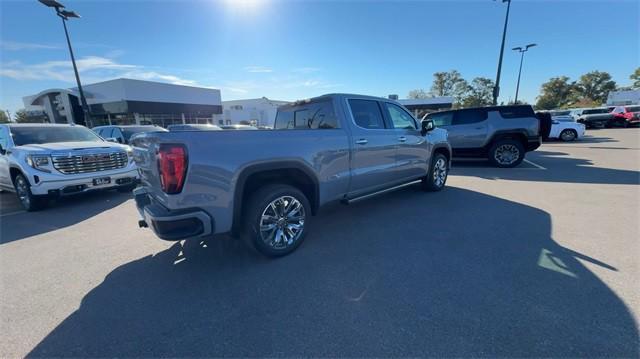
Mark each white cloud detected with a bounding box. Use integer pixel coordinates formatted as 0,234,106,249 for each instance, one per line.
0,41,60,51
0,56,200,88
244,66,273,73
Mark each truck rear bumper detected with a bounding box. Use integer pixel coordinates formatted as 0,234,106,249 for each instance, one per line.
134,187,213,241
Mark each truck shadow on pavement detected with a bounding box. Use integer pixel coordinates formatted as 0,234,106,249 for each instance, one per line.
0,191,130,245
27,186,638,357
453,150,640,185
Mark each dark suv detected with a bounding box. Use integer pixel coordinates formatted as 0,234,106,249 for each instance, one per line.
426,105,546,168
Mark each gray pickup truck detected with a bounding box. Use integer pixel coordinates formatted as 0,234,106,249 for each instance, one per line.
132,93,451,256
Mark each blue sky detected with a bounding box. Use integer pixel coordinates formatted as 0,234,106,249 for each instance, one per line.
1,0,638,114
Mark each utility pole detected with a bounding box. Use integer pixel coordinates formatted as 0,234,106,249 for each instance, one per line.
492,0,512,106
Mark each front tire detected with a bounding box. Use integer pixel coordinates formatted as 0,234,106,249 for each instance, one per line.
13,173,47,211
488,139,525,168
241,184,311,257
422,153,448,192
559,129,577,142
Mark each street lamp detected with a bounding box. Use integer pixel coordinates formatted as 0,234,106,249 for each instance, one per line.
512,43,537,104
38,0,92,127
492,0,511,106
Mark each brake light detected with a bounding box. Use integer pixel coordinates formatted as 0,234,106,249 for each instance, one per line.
157,144,188,194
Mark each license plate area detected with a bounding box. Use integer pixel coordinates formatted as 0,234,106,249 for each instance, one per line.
93,177,111,185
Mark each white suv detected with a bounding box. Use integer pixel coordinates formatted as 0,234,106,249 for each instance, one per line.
0,124,138,211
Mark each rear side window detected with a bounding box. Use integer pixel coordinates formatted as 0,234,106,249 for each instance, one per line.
348,99,386,130
453,109,487,125
498,106,535,118
627,106,640,112
383,102,417,130
428,112,454,126
274,100,338,129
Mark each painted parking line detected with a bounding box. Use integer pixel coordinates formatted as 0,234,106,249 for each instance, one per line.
0,210,26,218
523,159,547,170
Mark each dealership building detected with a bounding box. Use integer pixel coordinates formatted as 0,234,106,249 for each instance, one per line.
22,78,222,128
22,79,453,128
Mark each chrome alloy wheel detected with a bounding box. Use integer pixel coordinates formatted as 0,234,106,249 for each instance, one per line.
15,175,30,208
433,157,448,187
259,196,306,250
494,144,520,166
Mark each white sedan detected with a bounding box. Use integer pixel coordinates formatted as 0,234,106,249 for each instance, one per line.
548,118,586,141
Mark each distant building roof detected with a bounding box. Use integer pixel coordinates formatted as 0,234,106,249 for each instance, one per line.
398,97,454,106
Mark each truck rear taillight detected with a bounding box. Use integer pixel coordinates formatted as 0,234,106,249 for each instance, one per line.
157,144,188,194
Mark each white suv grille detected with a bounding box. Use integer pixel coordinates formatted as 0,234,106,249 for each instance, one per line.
52,152,128,174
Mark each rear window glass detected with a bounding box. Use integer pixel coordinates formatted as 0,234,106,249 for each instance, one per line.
274,100,338,129
497,106,535,118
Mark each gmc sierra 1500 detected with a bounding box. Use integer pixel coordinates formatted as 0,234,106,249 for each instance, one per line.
132,93,452,256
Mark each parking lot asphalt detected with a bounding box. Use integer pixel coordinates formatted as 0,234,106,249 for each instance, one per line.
1,128,638,357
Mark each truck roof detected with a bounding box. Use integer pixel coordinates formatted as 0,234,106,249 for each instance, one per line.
281,93,401,108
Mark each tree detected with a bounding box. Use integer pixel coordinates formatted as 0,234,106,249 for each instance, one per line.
572,71,616,104
429,70,469,105
14,109,31,123
460,77,494,107
630,67,640,89
535,76,575,110
407,89,428,99
0,110,9,123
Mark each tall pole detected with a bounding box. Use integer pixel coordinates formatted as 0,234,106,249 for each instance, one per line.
514,50,525,103
492,0,511,106
58,12,91,127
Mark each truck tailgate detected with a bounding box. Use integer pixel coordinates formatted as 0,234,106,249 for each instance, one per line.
130,133,167,204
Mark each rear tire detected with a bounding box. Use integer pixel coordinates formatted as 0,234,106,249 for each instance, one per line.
241,184,311,257
13,173,47,211
488,139,525,168
559,129,577,142
421,153,448,192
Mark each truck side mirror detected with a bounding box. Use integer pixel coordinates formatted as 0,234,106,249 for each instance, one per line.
421,119,435,135
0,144,5,155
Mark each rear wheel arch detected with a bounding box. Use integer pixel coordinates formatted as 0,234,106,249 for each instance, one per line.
232,162,319,234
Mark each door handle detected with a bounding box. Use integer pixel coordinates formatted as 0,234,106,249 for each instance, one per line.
398,136,407,142
355,139,368,145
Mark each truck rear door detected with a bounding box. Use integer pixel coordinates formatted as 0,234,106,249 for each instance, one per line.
345,98,400,196
381,101,430,181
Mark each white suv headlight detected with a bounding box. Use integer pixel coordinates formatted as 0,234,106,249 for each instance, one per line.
26,155,52,173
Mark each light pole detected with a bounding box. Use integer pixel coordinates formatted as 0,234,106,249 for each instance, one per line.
38,0,92,127
492,0,511,106
512,43,537,104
